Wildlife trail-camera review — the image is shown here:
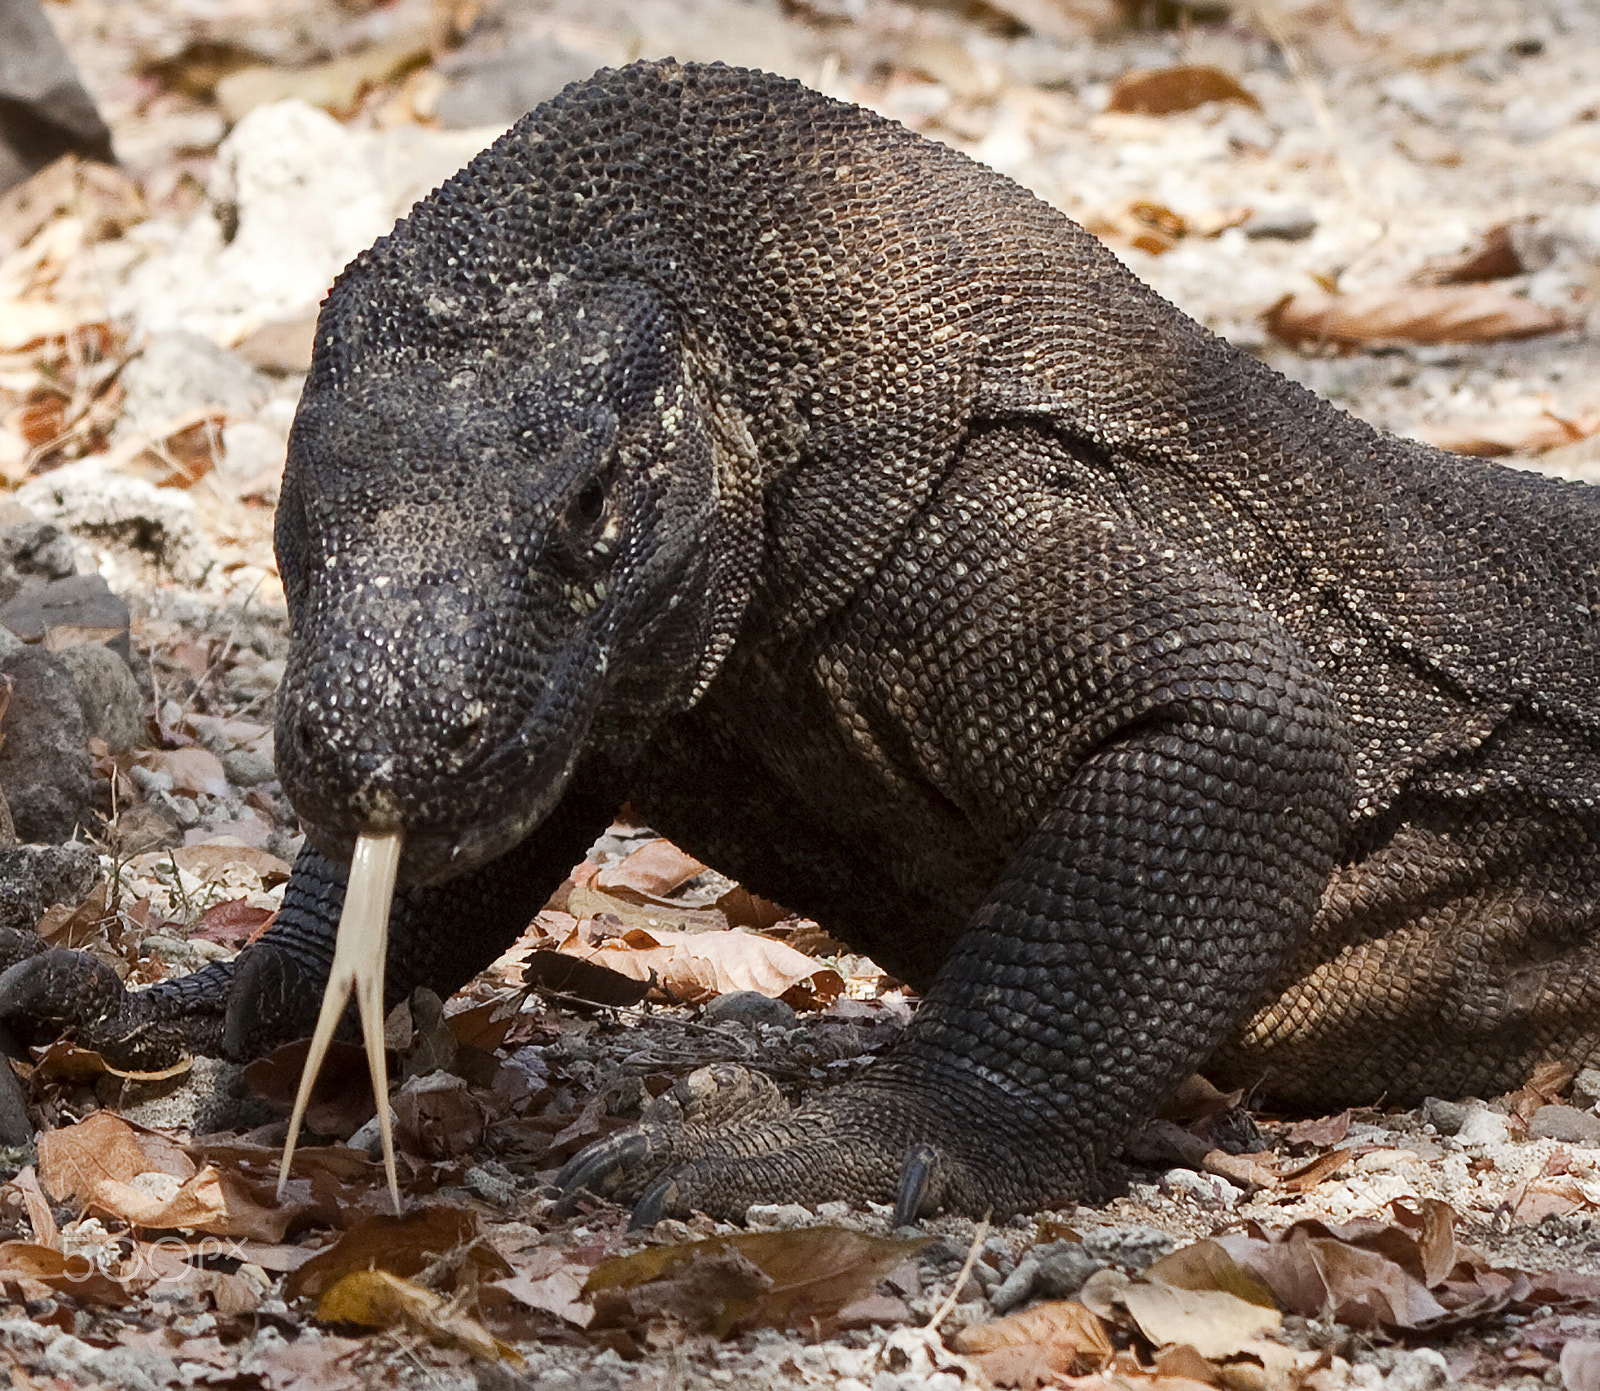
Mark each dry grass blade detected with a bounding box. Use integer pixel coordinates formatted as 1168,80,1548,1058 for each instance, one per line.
278,830,404,1213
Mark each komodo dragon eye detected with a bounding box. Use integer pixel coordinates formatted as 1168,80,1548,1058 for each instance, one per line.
570,477,606,529
546,470,618,575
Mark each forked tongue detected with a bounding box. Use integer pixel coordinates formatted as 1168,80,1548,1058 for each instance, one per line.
278,830,405,1213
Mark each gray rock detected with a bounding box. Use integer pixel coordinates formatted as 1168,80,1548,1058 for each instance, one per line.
0,644,99,842
0,517,75,604
17,459,215,585
1572,1067,1600,1109
1081,1225,1179,1271
1456,1105,1512,1147
1369,1347,1449,1391
1161,1167,1243,1208
0,0,116,196
435,45,610,130
745,1202,818,1230
1419,1096,1471,1135
0,572,129,655
152,791,200,829
703,989,798,1029
112,101,494,346
104,799,183,856
115,329,269,442
1244,205,1318,241
52,641,145,752
0,841,99,930
221,744,275,787
1529,1104,1600,1146
989,1253,1040,1312
463,1162,518,1206
101,1055,273,1144
218,417,288,488
1035,1240,1104,1299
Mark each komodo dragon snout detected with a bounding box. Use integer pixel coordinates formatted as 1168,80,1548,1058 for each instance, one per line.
273,273,747,887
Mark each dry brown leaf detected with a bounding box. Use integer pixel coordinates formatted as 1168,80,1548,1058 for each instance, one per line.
0,1240,130,1305
243,1036,386,1137
1143,1240,1277,1307
1265,285,1566,347
491,1258,594,1329
1116,1282,1281,1360
133,746,230,797
7,1165,56,1245
1284,1110,1352,1148
22,1038,192,1084
1415,222,1523,284
32,881,109,947
0,300,99,352
133,1238,263,1313
595,838,708,901
1390,1196,1460,1286
976,0,1118,44
390,1073,490,1161
1510,1178,1596,1224
1084,199,1189,255
190,897,275,944
93,1163,289,1241
519,948,651,1006
1417,410,1598,458
1107,65,1260,116
1217,1222,1451,1329
952,1299,1114,1381
1152,1343,1224,1385
215,38,432,123
39,1110,195,1205
559,920,838,1004
585,1227,926,1337
1159,1074,1247,1125
316,1268,524,1365
1278,1145,1351,1192
287,1206,507,1300
128,841,294,885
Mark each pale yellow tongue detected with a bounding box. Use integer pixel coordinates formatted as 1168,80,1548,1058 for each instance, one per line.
277,830,405,1213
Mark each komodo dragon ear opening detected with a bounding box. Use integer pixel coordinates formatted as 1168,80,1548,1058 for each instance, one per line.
278,830,404,1212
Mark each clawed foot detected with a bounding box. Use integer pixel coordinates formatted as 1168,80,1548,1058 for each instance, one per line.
552,1062,998,1225
0,933,222,1069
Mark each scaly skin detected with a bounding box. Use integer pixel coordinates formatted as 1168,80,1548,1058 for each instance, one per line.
4,61,1599,1219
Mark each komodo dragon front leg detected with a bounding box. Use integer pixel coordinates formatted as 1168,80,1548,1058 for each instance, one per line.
559,511,1353,1220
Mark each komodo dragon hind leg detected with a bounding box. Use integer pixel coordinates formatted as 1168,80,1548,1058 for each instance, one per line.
557,698,1349,1222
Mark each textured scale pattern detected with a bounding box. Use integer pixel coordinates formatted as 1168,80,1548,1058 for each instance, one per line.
4,60,1600,1218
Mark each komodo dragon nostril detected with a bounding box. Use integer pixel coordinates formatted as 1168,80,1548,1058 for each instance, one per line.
444,702,487,757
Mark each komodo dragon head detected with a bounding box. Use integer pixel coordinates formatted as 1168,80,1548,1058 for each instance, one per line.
274,267,758,887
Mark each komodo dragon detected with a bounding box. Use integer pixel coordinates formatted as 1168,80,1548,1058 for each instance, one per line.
3,59,1599,1222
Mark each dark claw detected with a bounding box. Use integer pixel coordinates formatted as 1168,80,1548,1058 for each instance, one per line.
629,1173,684,1229
893,1141,941,1227
551,1129,654,1217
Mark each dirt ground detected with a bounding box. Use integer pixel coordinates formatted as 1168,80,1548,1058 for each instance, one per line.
1,0,1599,1387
